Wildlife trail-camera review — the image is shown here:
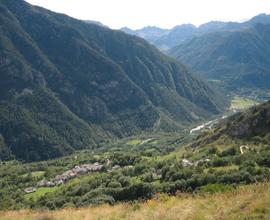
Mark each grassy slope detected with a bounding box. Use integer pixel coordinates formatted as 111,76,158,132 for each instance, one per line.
1,182,270,220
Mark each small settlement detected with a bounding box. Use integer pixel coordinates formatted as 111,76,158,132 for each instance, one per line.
37,162,104,188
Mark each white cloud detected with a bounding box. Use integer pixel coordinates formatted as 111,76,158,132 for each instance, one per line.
25,0,270,29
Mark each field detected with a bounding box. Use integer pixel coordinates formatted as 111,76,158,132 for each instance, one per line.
230,96,259,111
1,182,269,220
24,187,61,201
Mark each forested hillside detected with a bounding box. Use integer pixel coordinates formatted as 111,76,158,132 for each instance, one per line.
0,0,226,161
170,23,270,96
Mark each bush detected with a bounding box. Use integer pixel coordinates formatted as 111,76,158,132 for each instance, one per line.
257,153,270,167
87,195,115,205
219,147,237,157
212,157,229,167
208,147,218,155
199,183,234,194
107,181,122,188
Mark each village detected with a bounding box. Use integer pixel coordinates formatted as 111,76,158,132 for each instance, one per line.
24,162,104,193
23,160,134,194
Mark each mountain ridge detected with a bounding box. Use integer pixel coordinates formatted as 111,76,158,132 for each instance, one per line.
120,13,270,50
169,23,270,95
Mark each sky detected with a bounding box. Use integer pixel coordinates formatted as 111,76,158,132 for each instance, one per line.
25,0,270,29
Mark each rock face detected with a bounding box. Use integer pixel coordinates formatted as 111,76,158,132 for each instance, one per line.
24,187,36,194
181,158,210,167
182,159,193,167
224,102,270,139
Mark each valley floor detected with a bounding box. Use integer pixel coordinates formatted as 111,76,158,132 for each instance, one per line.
1,181,269,220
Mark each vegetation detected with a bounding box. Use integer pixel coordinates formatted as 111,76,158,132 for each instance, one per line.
1,182,270,220
1,100,270,210
192,101,270,146
230,96,259,111
0,0,227,162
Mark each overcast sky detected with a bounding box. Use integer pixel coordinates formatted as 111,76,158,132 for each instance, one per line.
25,0,270,29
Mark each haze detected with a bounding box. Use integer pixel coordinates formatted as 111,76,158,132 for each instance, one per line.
23,0,270,30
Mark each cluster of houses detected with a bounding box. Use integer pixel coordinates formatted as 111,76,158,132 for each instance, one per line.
36,162,104,188
24,162,106,193
181,158,211,167
24,161,130,193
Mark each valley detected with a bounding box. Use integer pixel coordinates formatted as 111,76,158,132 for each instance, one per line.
0,0,270,219
1,102,270,213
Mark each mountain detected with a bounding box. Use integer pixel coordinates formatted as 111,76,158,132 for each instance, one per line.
120,24,196,50
191,101,270,147
121,14,270,50
84,20,108,28
153,24,197,50
169,23,270,96
248,13,270,25
0,0,226,161
120,26,170,48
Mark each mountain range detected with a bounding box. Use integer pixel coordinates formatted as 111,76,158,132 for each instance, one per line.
121,14,270,50
0,0,226,161
169,23,270,96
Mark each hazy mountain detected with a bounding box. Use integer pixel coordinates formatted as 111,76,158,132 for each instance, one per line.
121,14,270,50
121,24,195,50
247,13,270,25
169,23,270,95
0,0,226,161
153,24,197,50
84,20,108,28
120,26,170,46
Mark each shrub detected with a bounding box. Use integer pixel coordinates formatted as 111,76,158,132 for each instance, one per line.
87,195,115,205
107,181,122,188
199,183,234,194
